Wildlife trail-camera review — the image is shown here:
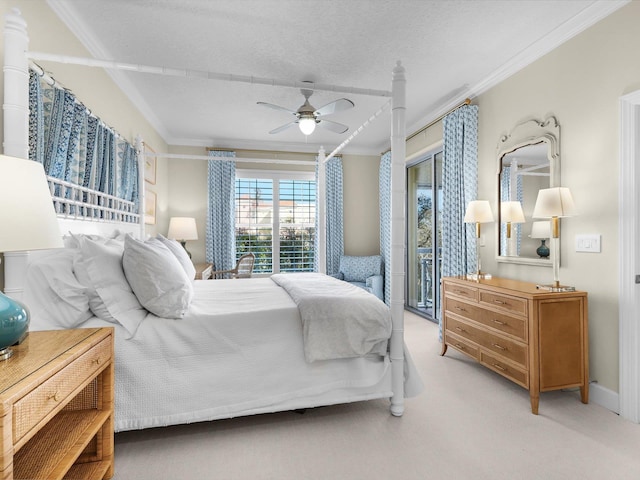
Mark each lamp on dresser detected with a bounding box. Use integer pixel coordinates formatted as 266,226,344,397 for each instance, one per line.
0,155,63,360
168,216,198,258
500,200,525,257
463,200,494,280
532,186,576,291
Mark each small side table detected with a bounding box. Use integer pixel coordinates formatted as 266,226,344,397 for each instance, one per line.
195,263,213,280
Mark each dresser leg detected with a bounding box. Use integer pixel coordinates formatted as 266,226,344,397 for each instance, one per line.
580,384,589,404
440,342,448,356
530,395,539,415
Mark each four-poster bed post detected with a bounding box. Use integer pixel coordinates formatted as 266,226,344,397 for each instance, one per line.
3,8,410,416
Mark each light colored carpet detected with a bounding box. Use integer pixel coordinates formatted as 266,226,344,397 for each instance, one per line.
112,311,640,480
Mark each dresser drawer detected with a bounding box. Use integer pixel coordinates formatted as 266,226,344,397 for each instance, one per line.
480,350,528,388
444,330,479,360
479,291,527,316
446,316,526,366
12,336,112,443
479,309,527,341
445,283,478,302
444,297,482,322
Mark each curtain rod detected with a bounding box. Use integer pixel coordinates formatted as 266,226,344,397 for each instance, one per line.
406,98,471,142
147,152,316,166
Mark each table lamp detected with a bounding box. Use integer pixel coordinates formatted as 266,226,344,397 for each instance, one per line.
0,155,63,360
464,200,494,280
530,221,551,258
532,187,576,291
168,217,198,258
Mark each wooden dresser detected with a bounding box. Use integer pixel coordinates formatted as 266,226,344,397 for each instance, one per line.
0,327,114,480
441,276,588,414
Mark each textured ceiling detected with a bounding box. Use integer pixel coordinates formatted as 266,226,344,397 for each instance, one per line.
47,0,625,155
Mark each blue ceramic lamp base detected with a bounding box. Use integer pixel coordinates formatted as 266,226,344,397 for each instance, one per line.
0,290,30,360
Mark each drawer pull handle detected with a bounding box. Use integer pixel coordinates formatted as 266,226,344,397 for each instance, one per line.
48,392,60,402
93,357,101,365
455,326,466,333
454,343,465,350
454,290,467,296
492,319,506,326
493,363,507,372
454,306,467,312
492,343,506,351
493,300,506,305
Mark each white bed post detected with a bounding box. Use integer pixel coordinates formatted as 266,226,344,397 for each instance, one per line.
2,8,30,299
135,135,146,238
317,146,327,274
389,61,407,416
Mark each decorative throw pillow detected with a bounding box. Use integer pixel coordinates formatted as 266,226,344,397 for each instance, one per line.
22,249,93,330
122,235,193,319
155,233,196,280
73,236,147,337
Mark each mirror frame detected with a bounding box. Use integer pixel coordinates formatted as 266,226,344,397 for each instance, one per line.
495,115,560,266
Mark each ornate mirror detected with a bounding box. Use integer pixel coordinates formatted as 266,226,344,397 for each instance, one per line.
496,116,560,266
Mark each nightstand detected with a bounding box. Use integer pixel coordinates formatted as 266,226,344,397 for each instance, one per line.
0,327,114,480
195,263,213,280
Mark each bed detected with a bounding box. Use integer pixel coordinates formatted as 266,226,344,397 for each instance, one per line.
2,9,418,432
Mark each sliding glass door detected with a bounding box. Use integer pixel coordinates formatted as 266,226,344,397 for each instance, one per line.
406,150,443,322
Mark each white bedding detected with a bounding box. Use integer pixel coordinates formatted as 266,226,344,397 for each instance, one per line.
32,278,399,431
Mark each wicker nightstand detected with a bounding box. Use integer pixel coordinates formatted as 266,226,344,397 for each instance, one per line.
195,263,213,280
0,327,114,480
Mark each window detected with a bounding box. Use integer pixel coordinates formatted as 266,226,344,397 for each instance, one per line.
235,170,316,274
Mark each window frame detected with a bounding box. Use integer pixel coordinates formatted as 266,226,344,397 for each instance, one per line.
235,168,316,275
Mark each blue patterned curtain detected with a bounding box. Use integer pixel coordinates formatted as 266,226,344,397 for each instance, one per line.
325,157,344,275
28,68,140,211
442,104,479,279
206,150,236,272
379,151,392,305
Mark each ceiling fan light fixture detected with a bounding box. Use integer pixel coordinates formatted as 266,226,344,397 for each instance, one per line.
298,115,316,135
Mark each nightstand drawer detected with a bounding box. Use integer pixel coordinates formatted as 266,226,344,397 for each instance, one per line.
12,336,112,444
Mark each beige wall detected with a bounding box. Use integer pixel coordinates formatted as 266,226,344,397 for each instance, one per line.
409,2,640,393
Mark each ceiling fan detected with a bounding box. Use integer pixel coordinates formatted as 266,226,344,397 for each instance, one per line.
258,86,354,136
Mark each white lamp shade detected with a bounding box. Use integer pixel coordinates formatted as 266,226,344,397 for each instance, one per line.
532,187,576,218
298,116,316,135
464,200,494,223
0,156,63,252
501,201,525,223
168,217,198,241
530,221,551,239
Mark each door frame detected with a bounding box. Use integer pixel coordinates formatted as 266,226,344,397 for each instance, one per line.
619,90,640,423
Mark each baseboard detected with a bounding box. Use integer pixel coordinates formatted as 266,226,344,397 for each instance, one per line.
590,382,619,414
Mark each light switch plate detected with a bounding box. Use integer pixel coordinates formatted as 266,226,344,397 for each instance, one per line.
575,234,601,253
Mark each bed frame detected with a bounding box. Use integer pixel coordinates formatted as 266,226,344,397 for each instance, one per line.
2,8,408,417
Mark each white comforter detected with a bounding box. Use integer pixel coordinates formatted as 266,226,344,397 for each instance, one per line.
79,277,395,431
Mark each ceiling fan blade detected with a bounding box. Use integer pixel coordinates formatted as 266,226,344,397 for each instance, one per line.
317,119,349,134
269,121,297,134
257,101,297,116
314,98,354,117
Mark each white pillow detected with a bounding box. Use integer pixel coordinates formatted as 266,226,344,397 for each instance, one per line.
155,234,196,280
73,236,146,337
23,249,93,330
122,235,193,318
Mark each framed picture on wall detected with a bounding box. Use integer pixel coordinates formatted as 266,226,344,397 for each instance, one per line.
144,144,157,185
145,189,156,225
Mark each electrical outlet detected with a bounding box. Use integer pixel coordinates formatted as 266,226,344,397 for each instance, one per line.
575,234,601,253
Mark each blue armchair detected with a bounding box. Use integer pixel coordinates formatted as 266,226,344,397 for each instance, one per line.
332,255,384,302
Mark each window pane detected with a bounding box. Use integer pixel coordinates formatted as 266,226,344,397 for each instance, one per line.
279,179,315,272
236,178,273,273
